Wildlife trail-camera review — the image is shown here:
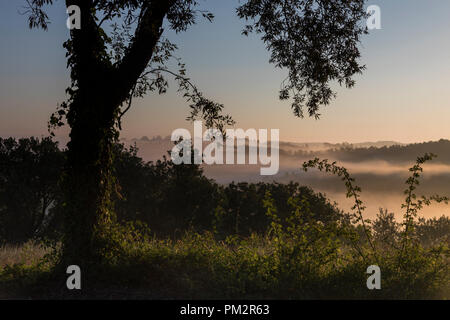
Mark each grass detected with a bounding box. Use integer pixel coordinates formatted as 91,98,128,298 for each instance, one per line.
0,155,448,299
0,229,448,300
0,242,48,267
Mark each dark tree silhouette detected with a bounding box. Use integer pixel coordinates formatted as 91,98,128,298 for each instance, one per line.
0,137,64,244
23,0,367,265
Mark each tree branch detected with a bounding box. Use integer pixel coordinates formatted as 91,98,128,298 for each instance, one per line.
112,0,176,104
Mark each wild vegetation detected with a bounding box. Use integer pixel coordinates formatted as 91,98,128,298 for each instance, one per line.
4,1,447,300
0,137,448,299
20,0,370,269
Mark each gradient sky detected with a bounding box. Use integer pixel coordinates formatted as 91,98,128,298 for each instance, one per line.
1,0,450,143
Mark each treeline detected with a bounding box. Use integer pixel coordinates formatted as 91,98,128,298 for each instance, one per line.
1,137,449,299
282,139,450,164
0,137,342,244
0,137,448,246
327,139,450,163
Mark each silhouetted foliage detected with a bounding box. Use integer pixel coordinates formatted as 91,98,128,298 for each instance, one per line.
1,137,448,251
113,144,221,236
322,139,450,164
214,182,342,238
0,139,448,298
0,137,64,244
237,0,367,118
23,0,368,263
0,138,349,243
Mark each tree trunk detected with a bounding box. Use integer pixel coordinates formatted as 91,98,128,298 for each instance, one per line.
61,0,173,268
62,92,119,266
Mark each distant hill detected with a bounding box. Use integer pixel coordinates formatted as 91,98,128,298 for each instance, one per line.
323,139,450,164
120,136,407,162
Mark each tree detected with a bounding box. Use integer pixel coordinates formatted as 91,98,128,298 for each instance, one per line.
113,145,221,236
23,0,367,265
0,137,64,244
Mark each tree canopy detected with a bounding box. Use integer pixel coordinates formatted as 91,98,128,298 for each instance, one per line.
21,0,368,264
25,0,367,125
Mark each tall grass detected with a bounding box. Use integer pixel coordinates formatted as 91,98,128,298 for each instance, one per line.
0,242,48,267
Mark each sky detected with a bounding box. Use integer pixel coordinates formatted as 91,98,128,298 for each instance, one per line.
1,0,450,144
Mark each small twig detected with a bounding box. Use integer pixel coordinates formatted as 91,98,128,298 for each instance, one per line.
117,84,137,130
